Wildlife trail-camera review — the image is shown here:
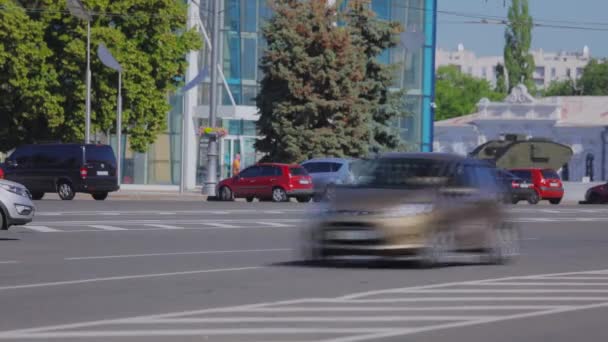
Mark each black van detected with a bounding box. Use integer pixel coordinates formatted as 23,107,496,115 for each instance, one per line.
0,144,119,200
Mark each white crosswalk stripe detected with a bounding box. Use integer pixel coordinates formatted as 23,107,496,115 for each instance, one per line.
17,221,300,233
22,225,62,233
88,225,128,231
3,269,608,341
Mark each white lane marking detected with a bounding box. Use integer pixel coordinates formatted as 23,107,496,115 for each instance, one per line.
0,328,395,339
100,212,121,216
202,222,239,228
257,221,292,227
340,269,608,300
476,282,608,286
88,225,127,231
323,301,608,342
64,248,292,261
537,276,608,280
27,218,303,226
215,305,572,312
0,266,261,291
344,297,608,302
0,261,19,265
23,226,62,233
157,212,177,215
142,315,499,323
143,224,183,230
401,289,608,294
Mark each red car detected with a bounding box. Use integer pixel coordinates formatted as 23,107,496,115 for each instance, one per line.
216,163,314,202
585,182,608,204
509,168,564,205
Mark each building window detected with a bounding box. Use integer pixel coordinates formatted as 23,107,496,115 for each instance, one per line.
551,67,556,79
566,68,571,78
482,67,487,78
586,153,594,181
561,163,569,181
576,67,584,78
535,66,545,78
467,66,473,75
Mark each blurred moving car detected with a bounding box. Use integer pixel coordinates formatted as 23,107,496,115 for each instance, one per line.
217,163,313,202
495,169,537,204
0,144,119,201
585,182,608,204
304,153,519,266
300,158,354,201
0,179,35,230
509,168,564,205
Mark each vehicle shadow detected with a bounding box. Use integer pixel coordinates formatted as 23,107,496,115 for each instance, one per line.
271,259,479,270
0,237,20,241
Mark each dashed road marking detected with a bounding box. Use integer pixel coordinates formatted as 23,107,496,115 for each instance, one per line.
143,224,183,230
64,248,292,261
88,225,128,231
23,225,62,233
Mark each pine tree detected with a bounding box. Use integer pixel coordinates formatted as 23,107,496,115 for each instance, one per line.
504,0,535,91
255,0,369,163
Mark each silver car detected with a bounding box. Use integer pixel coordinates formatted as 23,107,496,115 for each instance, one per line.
301,158,354,201
0,179,35,230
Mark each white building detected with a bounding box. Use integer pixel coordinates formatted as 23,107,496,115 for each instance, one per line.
434,85,608,182
436,44,592,89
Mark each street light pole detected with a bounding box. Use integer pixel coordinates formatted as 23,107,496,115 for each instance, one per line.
203,0,220,197
86,20,92,144
117,71,122,186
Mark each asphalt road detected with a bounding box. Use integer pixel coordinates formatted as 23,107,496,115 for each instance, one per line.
1,198,608,341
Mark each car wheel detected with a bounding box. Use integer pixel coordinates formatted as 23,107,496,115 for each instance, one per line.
246,196,254,203
527,192,539,205
272,187,288,202
485,222,520,265
297,196,311,203
30,192,44,200
0,210,6,230
549,198,562,205
219,186,234,201
420,228,454,268
57,182,75,201
91,192,108,201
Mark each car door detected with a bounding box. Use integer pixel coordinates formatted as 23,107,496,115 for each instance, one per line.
256,165,283,198
4,146,34,190
233,166,259,197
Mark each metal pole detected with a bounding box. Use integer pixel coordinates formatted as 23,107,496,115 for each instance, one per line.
85,19,92,144
180,86,188,194
117,71,122,187
203,0,220,196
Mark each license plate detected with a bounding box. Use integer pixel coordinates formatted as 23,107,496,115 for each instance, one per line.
326,230,378,240
299,179,310,185
550,182,558,187
521,184,531,188
97,171,109,176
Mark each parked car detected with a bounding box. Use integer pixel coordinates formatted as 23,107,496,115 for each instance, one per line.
216,163,314,202
584,182,608,204
303,153,519,266
0,179,35,230
509,168,564,205
495,169,538,204
0,144,119,201
300,158,354,201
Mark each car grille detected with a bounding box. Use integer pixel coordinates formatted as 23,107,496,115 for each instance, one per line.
323,222,383,245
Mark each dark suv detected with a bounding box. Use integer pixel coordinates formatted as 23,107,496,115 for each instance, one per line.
0,144,119,201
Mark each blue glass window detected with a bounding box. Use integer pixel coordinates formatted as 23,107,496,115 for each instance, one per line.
242,0,257,32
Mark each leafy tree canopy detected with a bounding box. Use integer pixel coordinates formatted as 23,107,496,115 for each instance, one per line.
504,0,535,92
435,65,504,121
543,59,608,96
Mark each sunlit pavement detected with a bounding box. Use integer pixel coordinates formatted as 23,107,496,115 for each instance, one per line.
1,200,608,341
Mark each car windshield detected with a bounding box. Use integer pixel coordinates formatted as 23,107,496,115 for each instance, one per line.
289,167,308,176
351,158,452,189
542,169,560,179
511,170,533,181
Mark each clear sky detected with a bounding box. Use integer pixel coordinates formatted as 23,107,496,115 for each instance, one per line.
437,0,608,57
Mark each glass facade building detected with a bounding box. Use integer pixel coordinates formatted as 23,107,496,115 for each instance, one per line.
117,0,437,187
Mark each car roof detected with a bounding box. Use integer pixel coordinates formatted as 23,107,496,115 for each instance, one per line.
21,143,110,148
255,163,301,167
301,157,353,164
510,168,554,171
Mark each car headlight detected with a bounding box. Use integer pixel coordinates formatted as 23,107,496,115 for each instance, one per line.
382,204,434,218
0,184,30,198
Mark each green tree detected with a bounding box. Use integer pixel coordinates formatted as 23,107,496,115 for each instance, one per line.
578,59,608,95
543,79,578,96
255,0,369,163
504,0,535,91
0,0,63,152
435,65,503,121
494,63,508,94
5,0,201,152
343,0,404,153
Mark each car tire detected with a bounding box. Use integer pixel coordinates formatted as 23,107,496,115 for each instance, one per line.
485,222,520,265
296,196,311,203
420,228,454,268
0,209,6,230
57,182,75,201
511,198,519,205
549,198,562,205
30,192,44,200
588,193,600,204
527,192,539,205
246,196,254,203
91,192,108,201
219,186,234,201
272,187,288,203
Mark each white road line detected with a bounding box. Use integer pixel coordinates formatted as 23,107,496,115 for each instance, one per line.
0,266,261,291
64,248,292,261
23,225,62,232
400,289,608,294
144,224,183,230
219,305,572,312
0,328,395,339
202,222,239,228
88,225,127,231
257,221,292,227
140,315,498,324
344,297,608,302
537,276,608,280
157,212,177,215
0,261,19,265
476,282,608,286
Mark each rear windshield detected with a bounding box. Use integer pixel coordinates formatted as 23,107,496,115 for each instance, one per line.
85,146,116,166
302,162,343,173
511,170,533,181
542,169,560,179
352,158,453,188
289,167,308,176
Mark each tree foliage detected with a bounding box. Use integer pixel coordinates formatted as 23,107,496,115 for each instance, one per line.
543,79,578,96
256,0,403,163
543,59,608,96
435,65,504,121
1,0,201,152
494,63,508,94
504,0,535,91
